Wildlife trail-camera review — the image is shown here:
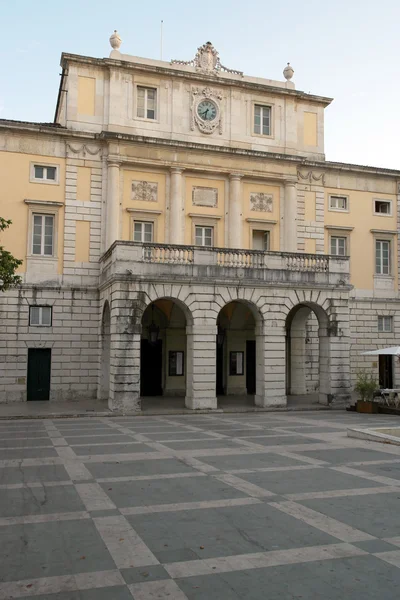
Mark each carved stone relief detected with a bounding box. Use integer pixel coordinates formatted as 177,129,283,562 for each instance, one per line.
192,186,218,207
132,181,158,202
250,192,273,212
297,171,326,186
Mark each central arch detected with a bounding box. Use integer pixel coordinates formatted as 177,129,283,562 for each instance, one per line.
140,298,189,405
286,302,330,405
216,300,262,407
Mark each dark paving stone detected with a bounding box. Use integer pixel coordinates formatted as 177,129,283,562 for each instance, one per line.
355,462,400,480
142,432,218,441
84,458,198,480
72,443,154,456
0,484,85,518
102,476,246,508
17,587,133,600
154,548,200,563
300,491,400,538
0,439,53,448
353,539,400,553
296,447,398,465
64,435,135,445
127,502,338,559
159,439,248,451
177,555,400,600
0,464,70,485
0,447,59,459
235,467,383,495
239,435,318,446
197,452,304,471
89,509,121,518
0,519,115,582
121,564,170,584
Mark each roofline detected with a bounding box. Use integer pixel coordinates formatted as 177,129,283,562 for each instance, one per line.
0,120,399,177
60,52,333,107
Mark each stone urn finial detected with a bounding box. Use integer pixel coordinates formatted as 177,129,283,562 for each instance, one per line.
283,62,294,81
109,30,122,51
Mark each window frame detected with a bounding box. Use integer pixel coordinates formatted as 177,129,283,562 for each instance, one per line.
136,85,158,121
168,351,185,376
133,220,154,243
195,225,214,247
29,162,60,185
373,199,392,217
328,194,349,213
29,305,53,327
330,235,347,257
375,239,391,276
251,229,270,251
253,103,272,137
31,213,55,257
378,316,393,333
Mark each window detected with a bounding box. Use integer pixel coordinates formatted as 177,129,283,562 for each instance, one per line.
195,226,213,247
29,306,52,327
254,105,271,136
133,221,153,243
230,351,244,376
32,214,54,256
378,316,393,333
374,200,392,215
169,351,184,376
375,240,391,275
137,86,157,119
31,164,58,183
252,230,270,251
330,236,347,256
329,195,348,211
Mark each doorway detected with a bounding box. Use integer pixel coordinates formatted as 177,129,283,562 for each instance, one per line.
379,355,393,389
27,348,51,401
140,339,163,396
246,340,256,394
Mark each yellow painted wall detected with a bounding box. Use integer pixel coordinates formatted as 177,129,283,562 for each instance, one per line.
304,191,316,221
0,150,65,274
242,182,280,250
184,176,225,246
77,76,96,116
304,112,318,146
324,188,397,290
304,238,316,254
122,169,166,241
75,221,90,262
76,167,91,201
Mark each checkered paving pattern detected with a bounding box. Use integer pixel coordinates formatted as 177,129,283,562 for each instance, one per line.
1,411,400,598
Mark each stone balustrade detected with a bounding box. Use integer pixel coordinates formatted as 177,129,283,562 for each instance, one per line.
100,242,350,288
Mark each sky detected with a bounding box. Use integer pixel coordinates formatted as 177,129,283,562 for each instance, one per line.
1,0,400,169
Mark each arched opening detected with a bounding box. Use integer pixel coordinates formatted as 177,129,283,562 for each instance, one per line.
216,301,258,407
99,301,111,401
286,303,330,405
140,298,188,407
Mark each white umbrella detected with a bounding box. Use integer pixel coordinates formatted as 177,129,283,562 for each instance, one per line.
361,346,400,356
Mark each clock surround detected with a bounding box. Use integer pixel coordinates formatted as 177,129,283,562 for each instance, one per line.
191,86,223,135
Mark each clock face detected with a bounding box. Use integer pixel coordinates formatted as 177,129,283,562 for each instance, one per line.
197,100,217,121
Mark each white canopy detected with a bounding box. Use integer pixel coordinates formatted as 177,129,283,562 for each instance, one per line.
361,346,400,356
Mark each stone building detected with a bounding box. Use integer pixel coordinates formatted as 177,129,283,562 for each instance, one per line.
0,33,399,411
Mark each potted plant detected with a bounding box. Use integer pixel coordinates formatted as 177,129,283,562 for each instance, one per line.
354,370,379,413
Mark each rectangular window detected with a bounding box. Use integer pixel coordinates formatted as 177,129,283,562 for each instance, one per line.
32,164,57,182
195,226,213,247
252,230,270,251
374,200,392,215
329,195,348,211
32,214,54,256
137,86,157,119
230,351,244,376
376,240,390,275
169,351,184,376
133,221,153,243
29,306,52,327
378,316,393,333
254,105,271,136
330,236,347,256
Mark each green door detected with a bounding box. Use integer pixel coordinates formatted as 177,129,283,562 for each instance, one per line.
27,348,51,401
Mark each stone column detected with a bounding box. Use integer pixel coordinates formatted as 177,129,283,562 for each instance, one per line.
106,160,121,249
255,325,287,407
185,321,218,410
170,167,184,244
229,174,243,249
283,181,297,252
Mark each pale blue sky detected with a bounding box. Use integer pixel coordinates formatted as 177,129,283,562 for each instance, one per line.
1,0,399,168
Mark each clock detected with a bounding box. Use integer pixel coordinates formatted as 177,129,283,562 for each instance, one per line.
197,100,217,122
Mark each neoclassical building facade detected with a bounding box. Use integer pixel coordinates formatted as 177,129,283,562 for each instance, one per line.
0,34,399,411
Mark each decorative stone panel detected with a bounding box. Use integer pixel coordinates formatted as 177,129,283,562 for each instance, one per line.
250,192,273,212
131,180,158,202
192,186,218,207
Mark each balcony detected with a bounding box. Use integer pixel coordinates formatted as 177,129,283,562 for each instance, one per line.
100,242,350,288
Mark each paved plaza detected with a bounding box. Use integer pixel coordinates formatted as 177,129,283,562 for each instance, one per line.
1,411,400,599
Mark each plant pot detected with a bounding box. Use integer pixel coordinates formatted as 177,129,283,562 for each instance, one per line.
356,401,379,414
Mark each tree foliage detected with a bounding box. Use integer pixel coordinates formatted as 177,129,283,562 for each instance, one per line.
0,217,23,292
